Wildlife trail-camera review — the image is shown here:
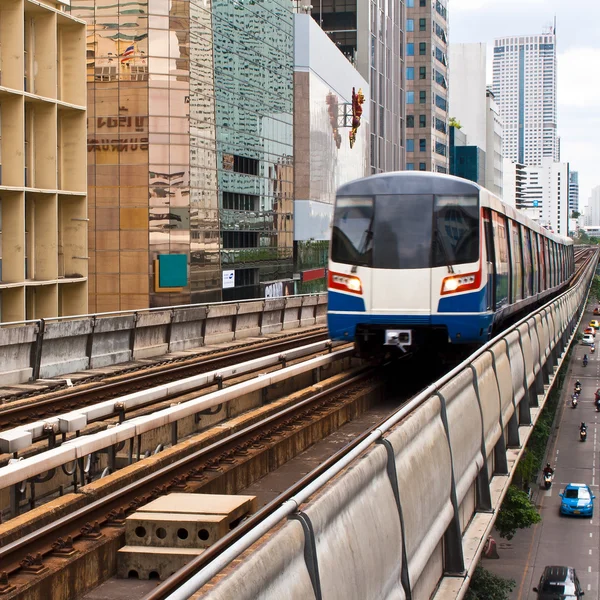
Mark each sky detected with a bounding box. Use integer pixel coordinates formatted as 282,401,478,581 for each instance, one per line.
450,0,600,208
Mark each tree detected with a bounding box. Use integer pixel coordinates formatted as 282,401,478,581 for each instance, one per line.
449,116,462,129
495,485,541,540
577,230,591,244
571,211,581,219
466,566,515,600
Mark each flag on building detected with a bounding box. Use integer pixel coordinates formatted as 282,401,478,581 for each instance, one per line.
121,44,135,63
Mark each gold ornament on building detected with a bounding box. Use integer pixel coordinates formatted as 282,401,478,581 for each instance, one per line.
349,87,364,149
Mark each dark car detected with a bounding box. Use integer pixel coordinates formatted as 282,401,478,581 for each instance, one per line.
533,566,585,598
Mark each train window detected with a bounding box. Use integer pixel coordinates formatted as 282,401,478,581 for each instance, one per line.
537,235,545,291
331,197,374,267
521,227,533,298
373,194,434,269
549,241,556,287
491,211,509,310
432,195,479,267
510,220,523,302
531,232,539,295
544,238,551,288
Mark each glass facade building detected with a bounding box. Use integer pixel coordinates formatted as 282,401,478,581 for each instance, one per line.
307,0,406,174
72,0,294,311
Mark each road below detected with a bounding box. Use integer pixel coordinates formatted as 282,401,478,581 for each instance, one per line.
487,315,600,598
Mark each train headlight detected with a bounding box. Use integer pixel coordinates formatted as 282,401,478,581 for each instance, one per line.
329,271,363,295
441,273,478,295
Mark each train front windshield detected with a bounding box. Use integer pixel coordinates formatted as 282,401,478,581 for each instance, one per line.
331,194,480,269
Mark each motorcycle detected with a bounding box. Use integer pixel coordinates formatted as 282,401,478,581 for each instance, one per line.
575,383,582,394
572,395,578,408
596,399,600,412
584,357,589,367
543,471,553,489
580,427,587,442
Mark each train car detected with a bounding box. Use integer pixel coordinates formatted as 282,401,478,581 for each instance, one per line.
327,172,574,356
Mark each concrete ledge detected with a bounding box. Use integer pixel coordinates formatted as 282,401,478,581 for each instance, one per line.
0,295,326,384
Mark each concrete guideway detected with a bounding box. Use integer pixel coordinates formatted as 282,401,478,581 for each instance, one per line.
0,339,337,455
486,306,600,599
0,293,327,385
0,346,354,493
154,255,598,600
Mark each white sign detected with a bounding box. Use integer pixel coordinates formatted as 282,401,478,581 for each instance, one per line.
222,270,235,289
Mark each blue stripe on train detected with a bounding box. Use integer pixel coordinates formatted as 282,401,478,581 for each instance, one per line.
328,311,493,344
327,290,366,312
328,286,493,344
437,285,489,313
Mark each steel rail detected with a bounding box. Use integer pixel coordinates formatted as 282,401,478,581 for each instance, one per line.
0,366,377,570
0,329,328,428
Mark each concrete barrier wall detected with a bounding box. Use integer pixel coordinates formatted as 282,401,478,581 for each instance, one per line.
0,294,326,385
200,259,596,600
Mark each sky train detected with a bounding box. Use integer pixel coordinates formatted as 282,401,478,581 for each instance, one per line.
327,172,574,356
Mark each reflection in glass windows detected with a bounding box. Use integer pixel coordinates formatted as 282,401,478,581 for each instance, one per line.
73,0,294,309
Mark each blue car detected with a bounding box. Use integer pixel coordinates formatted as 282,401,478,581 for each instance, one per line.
559,483,595,516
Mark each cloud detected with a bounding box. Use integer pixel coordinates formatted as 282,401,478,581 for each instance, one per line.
452,0,544,11
557,47,600,109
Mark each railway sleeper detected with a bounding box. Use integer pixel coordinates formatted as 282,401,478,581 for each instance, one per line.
0,369,383,600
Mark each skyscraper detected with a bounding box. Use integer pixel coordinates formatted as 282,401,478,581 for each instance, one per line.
307,0,406,173
492,28,558,166
569,171,579,214
73,0,295,311
405,0,449,173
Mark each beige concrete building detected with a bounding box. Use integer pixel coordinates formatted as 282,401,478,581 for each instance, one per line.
0,0,87,322
405,0,449,173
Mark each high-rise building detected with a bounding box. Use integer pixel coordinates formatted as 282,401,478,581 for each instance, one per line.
306,0,406,174
569,171,579,215
502,159,526,208
449,126,485,186
492,28,558,166
520,158,569,236
406,0,449,173
447,44,503,195
485,89,504,197
73,0,295,311
585,186,600,227
0,0,88,322
293,14,369,293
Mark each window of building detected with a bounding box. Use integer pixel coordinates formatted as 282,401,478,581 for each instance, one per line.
419,162,426,171
407,115,415,127
222,231,259,249
223,154,259,176
222,192,259,211
435,94,447,111
419,139,426,152
407,163,415,170
407,0,414,6
407,139,415,152
419,66,426,79
419,42,427,55
419,18,426,31
420,0,426,5
407,67,414,80
419,90,426,104
407,19,414,32
419,115,426,127
407,43,414,56
407,91,415,104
